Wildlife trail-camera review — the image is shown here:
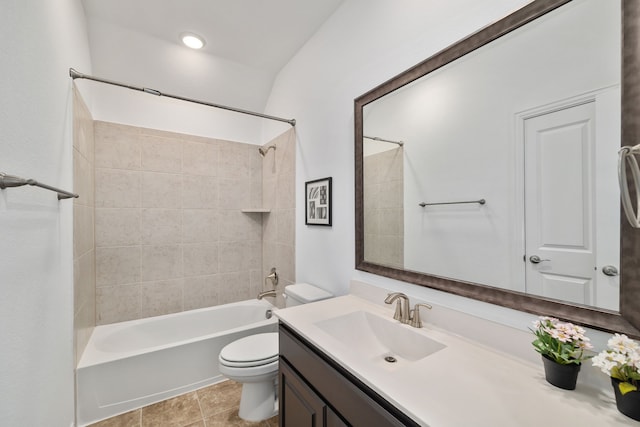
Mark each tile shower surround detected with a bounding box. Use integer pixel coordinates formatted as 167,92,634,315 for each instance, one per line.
363,147,404,268
73,86,96,364
92,122,296,325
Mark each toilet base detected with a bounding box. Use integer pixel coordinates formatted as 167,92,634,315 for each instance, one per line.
238,378,278,422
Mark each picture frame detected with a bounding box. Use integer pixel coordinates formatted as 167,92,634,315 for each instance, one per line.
305,177,332,226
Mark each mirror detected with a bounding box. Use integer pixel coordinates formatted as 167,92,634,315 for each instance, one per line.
355,0,640,336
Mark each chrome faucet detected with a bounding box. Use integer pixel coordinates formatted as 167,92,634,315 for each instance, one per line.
384,292,411,323
384,293,433,327
257,289,277,300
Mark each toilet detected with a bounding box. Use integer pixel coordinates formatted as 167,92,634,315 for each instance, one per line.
218,283,333,422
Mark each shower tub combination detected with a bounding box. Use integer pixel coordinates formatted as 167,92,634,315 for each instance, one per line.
76,299,277,426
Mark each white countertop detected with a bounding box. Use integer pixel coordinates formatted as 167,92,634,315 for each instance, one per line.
275,294,636,427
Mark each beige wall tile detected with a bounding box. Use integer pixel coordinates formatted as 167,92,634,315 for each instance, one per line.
95,169,141,208
91,124,296,323
276,243,295,284
218,178,249,210
262,177,276,210
74,203,94,258
262,241,277,280
218,271,251,304
96,284,141,325
73,86,94,159
247,241,262,271
183,140,219,176
278,131,296,175
74,303,94,364
141,134,183,173
276,173,295,210
183,243,218,277
142,172,182,209
95,208,141,247
262,212,277,244
277,209,295,246
219,142,250,180
184,275,219,310
250,269,263,296
75,250,96,310
218,211,261,242
182,209,218,243
95,121,141,170
139,279,183,318
250,172,263,209
141,209,182,245
73,87,96,364
141,244,183,281
96,246,141,286
379,179,402,209
379,208,403,235
379,235,403,267
74,151,94,207
364,209,380,235
182,175,218,209
218,241,244,273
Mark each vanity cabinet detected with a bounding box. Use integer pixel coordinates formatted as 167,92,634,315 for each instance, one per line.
278,323,419,427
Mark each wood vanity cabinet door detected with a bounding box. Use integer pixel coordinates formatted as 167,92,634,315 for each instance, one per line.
279,359,348,427
279,324,418,427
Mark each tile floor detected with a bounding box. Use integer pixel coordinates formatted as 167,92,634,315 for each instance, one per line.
88,380,278,427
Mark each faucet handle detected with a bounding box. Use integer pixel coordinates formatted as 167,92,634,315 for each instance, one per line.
409,303,432,328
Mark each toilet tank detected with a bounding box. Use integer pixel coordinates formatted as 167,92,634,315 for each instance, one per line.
284,283,332,307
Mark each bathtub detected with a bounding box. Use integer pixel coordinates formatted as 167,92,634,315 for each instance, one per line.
76,299,278,426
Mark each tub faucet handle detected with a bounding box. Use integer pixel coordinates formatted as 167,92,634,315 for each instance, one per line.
265,267,278,287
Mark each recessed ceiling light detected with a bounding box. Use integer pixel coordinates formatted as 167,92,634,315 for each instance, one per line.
181,32,205,49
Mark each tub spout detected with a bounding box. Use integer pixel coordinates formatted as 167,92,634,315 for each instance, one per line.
257,290,277,300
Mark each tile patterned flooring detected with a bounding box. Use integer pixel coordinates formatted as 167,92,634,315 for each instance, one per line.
88,380,278,427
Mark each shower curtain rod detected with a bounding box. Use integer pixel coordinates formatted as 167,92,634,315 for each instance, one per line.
69,68,296,127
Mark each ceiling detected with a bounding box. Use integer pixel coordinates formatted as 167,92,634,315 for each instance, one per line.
82,0,345,74
81,0,345,113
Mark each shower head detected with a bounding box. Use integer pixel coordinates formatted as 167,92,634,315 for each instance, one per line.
258,145,276,157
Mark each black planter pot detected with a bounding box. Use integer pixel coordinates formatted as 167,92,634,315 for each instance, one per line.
611,378,640,421
541,355,580,390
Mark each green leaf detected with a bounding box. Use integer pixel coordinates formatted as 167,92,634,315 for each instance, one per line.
619,382,638,395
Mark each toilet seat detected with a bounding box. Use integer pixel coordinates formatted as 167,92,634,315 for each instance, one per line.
219,333,278,368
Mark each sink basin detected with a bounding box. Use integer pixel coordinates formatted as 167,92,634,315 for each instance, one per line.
314,310,445,365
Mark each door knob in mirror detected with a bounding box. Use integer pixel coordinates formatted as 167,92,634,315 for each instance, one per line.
529,255,550,264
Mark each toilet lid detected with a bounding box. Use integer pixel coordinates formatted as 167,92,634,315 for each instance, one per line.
219,333,279,367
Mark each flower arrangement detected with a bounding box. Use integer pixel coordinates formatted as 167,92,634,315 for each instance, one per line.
531,316,593,365
592,333,640,395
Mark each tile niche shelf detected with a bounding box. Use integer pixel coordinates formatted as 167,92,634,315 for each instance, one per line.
241,208,271,213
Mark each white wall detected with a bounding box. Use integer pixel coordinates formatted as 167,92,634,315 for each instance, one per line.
0,1,92,425
263,0,616,385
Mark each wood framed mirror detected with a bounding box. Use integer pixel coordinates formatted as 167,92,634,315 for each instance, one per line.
355,0,640,336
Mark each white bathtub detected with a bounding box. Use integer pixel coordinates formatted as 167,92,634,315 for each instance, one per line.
76,299,278,426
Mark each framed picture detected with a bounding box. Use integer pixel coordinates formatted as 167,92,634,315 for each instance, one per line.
305,177,332,226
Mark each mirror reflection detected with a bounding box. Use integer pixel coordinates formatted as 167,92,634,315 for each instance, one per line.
362,0,621,311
